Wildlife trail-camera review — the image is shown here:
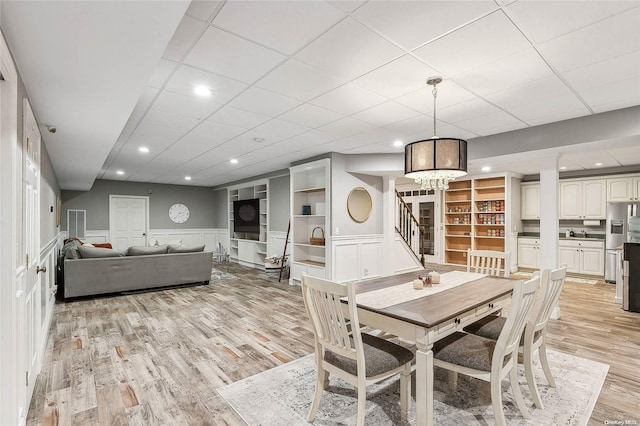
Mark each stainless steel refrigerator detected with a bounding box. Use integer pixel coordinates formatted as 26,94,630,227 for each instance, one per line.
606,202,640,282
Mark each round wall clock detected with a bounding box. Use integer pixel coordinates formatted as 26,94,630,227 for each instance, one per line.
169,203,190,224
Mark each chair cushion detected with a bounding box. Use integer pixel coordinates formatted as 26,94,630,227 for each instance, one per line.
324,333,413,378
432,332,496,372
463,315,505,340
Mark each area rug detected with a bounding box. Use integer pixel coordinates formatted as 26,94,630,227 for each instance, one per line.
218,349,608,426
211,266,237,280
512,271,598,285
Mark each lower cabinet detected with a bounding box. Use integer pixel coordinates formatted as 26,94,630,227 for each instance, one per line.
517,238,539,269
558,240,604,276
291,260,326,283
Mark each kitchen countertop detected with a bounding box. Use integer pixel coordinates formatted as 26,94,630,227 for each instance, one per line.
518,233,605,242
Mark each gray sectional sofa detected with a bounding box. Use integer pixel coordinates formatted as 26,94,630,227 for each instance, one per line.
61,240,213,299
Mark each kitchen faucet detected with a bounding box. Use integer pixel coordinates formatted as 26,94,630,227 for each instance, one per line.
581,229,587,238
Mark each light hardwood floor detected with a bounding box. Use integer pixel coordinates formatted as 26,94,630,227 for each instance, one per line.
27,263,640,425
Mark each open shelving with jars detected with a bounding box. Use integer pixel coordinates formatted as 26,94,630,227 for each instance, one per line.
444,175,514,266
289,158,331,285
228,180,269,269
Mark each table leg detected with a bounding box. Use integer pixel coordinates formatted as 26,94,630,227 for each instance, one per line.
415,342,434,426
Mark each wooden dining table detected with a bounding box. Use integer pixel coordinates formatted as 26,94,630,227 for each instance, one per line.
351,270,516,426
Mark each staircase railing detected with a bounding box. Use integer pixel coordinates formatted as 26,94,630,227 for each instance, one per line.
395,189,424,265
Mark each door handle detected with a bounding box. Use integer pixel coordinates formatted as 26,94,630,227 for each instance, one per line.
36,266,47,274
143,233,146,236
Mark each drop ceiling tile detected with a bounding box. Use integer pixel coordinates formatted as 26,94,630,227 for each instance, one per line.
226,130,284,149
579,77,640,110
384,115,432,136
317,117,376,138
508,93,589,123
213,1,344,54
152,90,221,120
207,106,271,129
347,126,400,144
256,59,345,101
185,27,287,83
321,136,372,152
352,55,438,99
526,109,591,127
353,1,496,50
162,15,205,62
228,87,302,117
278,104,343,128
405,121,475,141
484,76,576,111
607,144,640,166
144,109,202,133
537,7,640,72
252,118,311,139
186,1,222,22
126,123,185,151
178,120,247,149
413,11,531,76
562,151,621,169
163,65,248,104
351,101,420,126
505,1,639,44
473,121,527,137
147,58,178,89
295,17,404,80
310,83,386,116
292,129,339,145
394,80,476,114
453,48,554,96
562,51,640,92
591,97,640,114
437,97,502,123
328,1,366,13
452,110,523,135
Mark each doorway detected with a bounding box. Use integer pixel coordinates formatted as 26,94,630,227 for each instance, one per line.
400,189,441,264
109,195,149,251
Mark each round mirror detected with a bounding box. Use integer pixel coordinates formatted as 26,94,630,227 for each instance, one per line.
347,187,372,223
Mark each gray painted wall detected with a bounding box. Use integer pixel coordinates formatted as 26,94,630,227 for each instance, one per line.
212,188,228,228
40,143,61,245
61,179,217,230
269,175,290,232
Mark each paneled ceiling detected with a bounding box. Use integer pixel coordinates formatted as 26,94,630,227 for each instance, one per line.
3,0,640,190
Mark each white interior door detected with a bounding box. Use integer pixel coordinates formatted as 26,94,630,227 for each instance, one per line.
109,195,148,251
22,98,41,418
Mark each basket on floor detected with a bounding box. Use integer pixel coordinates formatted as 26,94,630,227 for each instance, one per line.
309,227,325,246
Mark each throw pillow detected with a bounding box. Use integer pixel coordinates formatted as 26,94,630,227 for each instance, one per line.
127,245,168,256
93,243,113,249
168,244,205,253
78,246,125,258
62,240,81,259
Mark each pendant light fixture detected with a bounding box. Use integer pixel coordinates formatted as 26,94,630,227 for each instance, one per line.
404,76,467,190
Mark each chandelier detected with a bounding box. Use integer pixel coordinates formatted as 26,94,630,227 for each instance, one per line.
404,76,467,190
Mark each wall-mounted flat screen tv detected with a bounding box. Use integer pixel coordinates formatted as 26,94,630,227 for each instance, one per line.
233,198,260,234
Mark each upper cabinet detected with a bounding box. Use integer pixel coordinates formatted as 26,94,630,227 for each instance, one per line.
559,178,606,219
521,183,540,220
607,175,640,202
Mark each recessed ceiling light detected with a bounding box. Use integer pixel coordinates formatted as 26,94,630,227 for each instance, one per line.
116,170,124,175
185,176,192,181
560,166,567,170
393,140,403,147
595,162,603,166
481,166,491,172
138,146,149,153
194,85,212,97
230,159,238,164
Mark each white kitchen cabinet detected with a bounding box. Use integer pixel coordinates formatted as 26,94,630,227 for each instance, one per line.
559,178,606,219
607,175,640,202
517,238,539,269
558,239,604,276
521,183,540,220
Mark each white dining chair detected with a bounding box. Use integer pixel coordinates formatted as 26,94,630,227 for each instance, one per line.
431,276,539,426
467,249,511,278
301,274,414,426
464,266,567,409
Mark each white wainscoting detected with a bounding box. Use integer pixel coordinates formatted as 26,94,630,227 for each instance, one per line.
268,230,289,259
332,235,384,283
39,234,61,362
393,234,424,274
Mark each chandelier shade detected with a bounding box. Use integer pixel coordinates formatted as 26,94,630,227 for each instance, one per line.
404,76,468,190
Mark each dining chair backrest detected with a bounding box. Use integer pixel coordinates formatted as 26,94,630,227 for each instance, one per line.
528,266,567,337
467,249,511,278
494,275,539,364
302,275,363,363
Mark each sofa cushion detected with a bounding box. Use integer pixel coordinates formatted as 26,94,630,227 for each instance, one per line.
78,246,125,258
127,245,168,256
168,244,205,253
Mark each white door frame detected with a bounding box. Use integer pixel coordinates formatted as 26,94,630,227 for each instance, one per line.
109,194,150,248
0,29,20,426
